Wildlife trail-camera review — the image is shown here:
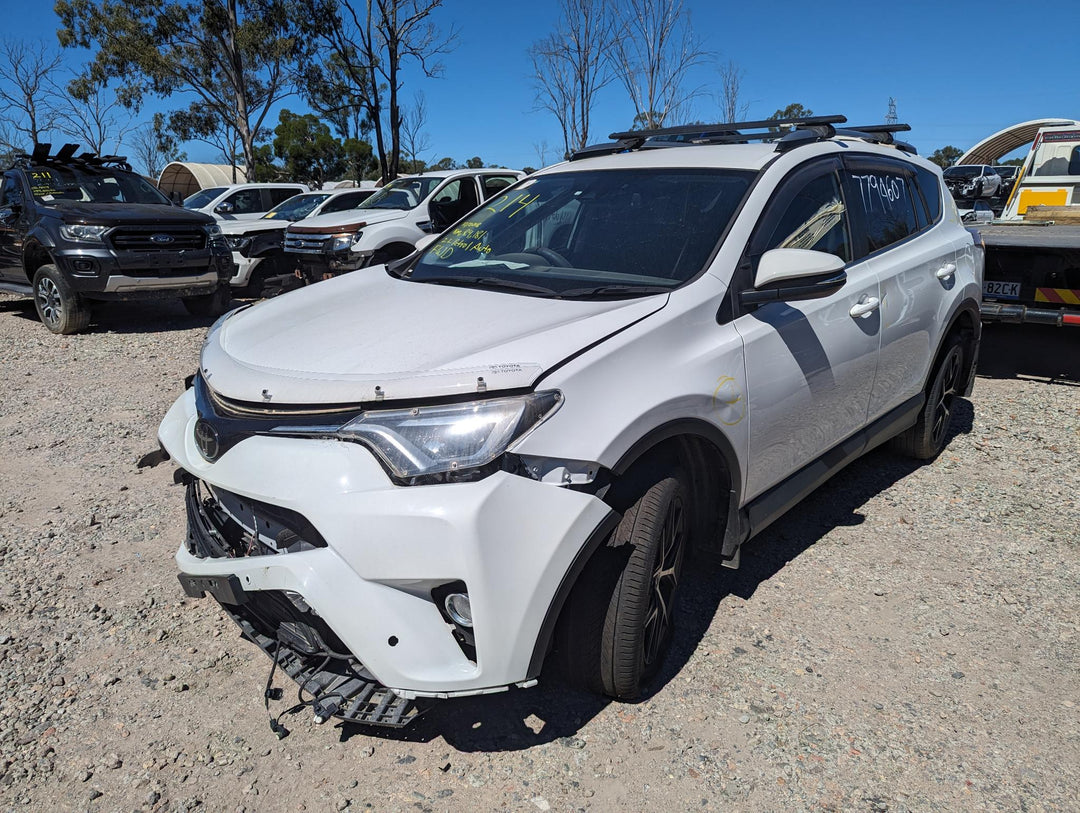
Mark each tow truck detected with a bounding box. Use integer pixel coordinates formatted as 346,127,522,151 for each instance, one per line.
962,119,1080,327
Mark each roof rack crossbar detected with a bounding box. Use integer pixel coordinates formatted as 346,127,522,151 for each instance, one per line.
608,115,847,142
571,118,917,160
843,124,912,134
9,144,133,172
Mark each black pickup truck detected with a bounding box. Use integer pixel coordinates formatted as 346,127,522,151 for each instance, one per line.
0,144,233,334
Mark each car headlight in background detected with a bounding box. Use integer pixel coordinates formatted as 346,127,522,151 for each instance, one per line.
224,234,251,252
330,232,364,252
204,223,228,248
334,391,561,480
59,224,108,243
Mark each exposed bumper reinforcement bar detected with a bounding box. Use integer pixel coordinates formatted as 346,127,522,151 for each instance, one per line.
980,301,1080,327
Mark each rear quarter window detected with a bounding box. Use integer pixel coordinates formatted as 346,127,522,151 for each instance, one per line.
913,166,943,224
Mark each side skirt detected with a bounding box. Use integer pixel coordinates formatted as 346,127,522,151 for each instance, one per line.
722,394,924,562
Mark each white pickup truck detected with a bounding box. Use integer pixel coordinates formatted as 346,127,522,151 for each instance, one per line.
283,168,523,278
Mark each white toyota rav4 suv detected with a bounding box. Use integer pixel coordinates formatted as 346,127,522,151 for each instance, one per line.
158,116,983,730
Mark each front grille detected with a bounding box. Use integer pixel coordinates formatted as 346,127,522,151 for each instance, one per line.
204,376,361,419
110,227,206,251
284,234,330,253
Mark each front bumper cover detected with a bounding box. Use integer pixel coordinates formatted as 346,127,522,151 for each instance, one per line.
159,387,612,702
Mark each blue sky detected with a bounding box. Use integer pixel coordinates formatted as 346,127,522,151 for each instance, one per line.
5,0,1079,172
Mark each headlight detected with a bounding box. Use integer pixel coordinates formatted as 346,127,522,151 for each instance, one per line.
59,224,108,243
224,234,250,252
330,232,363,251
205,223,228,248
336,391,561,480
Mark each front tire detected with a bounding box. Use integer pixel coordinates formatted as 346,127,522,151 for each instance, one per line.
893,341,964,460
182,285,231,318
561,468,689,699
33,264,91,335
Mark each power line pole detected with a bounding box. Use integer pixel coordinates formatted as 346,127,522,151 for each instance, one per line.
885,97,898,125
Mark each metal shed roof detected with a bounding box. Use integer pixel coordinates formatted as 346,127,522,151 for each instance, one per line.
157,162,248,198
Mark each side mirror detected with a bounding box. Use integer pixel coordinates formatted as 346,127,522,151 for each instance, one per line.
214,201,234,215
414,233,439,252
741,248,847,306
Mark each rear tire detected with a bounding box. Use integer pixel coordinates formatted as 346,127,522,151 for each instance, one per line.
892,341,964,460
33,264,91,335
182,285,231,318
560,468,688,699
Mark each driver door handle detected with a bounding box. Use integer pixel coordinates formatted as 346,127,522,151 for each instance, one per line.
849,295,880,318
936,262,956,280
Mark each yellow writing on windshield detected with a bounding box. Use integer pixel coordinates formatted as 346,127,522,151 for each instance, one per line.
484,193,540,218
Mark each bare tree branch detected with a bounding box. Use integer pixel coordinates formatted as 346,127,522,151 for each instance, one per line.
611,0,711,130
717,59,750,123
59,78,136,154
0,39,63,147
400,89,430,172
530,0,616,158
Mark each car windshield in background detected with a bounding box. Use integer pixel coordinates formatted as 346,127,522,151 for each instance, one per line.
406,168,755,298
183,187,227,208
362,176,444,210
262,193,330,221
944,166,981,179
29,166,172,206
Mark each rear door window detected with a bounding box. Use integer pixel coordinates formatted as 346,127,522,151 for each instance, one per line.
845,161,919,255
268,186,300,206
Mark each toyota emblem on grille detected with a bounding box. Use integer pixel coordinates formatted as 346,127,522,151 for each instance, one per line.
194,419,220,461
150,233,175,244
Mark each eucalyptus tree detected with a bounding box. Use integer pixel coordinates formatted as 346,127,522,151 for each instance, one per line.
55,0,312,174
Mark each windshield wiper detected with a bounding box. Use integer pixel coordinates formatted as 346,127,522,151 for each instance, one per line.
419,276,558,295
558,284,672,299
450,258,530,270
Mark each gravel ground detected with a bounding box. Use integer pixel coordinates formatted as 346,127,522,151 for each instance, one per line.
0,294,1077,813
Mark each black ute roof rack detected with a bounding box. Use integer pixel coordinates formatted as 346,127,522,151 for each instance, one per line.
570,116,918,160
13,143,132,172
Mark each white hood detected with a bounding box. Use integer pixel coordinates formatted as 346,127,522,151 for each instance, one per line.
217,217,287,236
288,207,406,232
201,270,667,404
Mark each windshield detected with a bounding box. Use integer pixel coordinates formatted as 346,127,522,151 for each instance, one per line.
405,168,755,298
262,192,330,221
362,176,445,210
184,187,227,208
27,166,172,206
944,166,980,179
